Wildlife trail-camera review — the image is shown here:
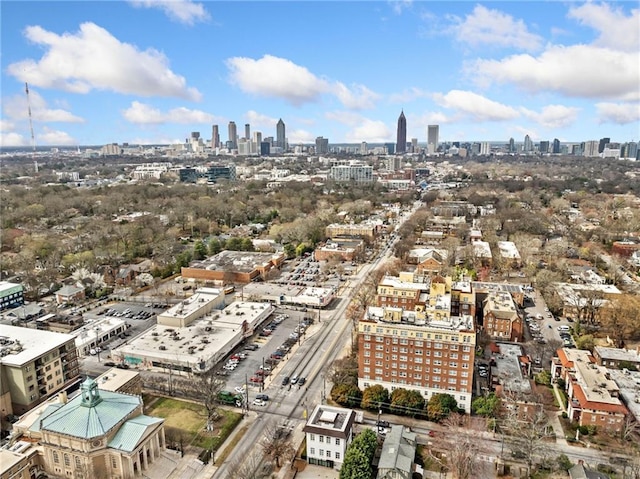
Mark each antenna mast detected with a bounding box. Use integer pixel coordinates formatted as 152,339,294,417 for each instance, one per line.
25,82,36,153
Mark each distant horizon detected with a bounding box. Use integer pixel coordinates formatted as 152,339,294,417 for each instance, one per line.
1,1,638,147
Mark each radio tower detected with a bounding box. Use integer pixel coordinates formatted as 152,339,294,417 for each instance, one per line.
25,82,38,172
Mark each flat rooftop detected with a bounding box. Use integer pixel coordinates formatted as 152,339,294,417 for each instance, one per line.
0,325,75,367
574,360,621,406
0,281,22,294
303,405,355,439
607,369,640,423
159,288,222,320
189,250,282,273
95,368,140,392
493,343,532,394
115,301,271,365
595,346,640,363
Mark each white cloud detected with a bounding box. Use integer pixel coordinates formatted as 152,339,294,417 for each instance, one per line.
389,87,430,104
8,23,201,101
471,45,640,101
226,54,379,109
0,132,28,147
520,104,580,128
325,111,391,143
0,120,16,132
38,126,76,145
513,126,539,141
333,82,380,110
389,0,412,15
432,90,520,121
3,90,84,123
129,0,210,25
122,101,216,124
288,129,316,143
129,136,183,145
244,110,278,129
596,102,640,125
568,3,639,52
449,5,542,51
226,55,329,106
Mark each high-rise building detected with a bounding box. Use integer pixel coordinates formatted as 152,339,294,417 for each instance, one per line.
260,142,271,156
315,136,329,154
276,119,286,150
598,137,610,153
552,138,561,154
396,111,407,154
539,141,549,153
411,138,418,153
583,140,599,157
479,142,490,155
508,137,515,153
360,142,368,155
523,135,533,152
228,121,237,149
211,124,220,149
244,123,250,140
427,125,439,154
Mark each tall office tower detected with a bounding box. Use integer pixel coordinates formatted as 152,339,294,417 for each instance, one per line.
245,123,250,140
480,142,490,155
253,131,262,146
552,138,561,154
211,125,220,148
276,119,286,150
360,142,368,155
427,125,439,154
396,111,407,153
523,134,533,152
539,141,550,153
583,140,599,157
411,138,418,153
508,137,515,153
598,137,610,153
228,121,237,149
315,136,329,154
627,142,639,160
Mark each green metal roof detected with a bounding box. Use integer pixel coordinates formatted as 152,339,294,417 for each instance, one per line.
107,415,164,452
40,380,140,439
29,404,63,433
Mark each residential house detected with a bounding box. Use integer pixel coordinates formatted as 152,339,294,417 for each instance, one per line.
482,291,523,342
377,425,419,479
593,346,640,370
303,405,356,469
55,285,85,305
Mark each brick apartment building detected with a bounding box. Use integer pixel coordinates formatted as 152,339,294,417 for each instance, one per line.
358,275,476,412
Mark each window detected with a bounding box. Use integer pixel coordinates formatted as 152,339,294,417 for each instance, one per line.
53,451,60,464
111,456,118,469
64,454,70,467
319,449,324,457
326,450,331,458
26,375,33,382
310,434,315,441
335,452,341,460
75,457,81,468
335,438,340,445
310,447,315,455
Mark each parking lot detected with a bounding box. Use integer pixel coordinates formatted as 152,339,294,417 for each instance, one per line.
213,308,315,403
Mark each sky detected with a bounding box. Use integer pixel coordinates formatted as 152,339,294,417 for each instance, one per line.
1,0,639,147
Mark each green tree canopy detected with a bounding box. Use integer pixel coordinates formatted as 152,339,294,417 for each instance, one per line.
331,384,363,409
361,385,389,412
390,388,425,417
426,393,459,422
471,393,501,417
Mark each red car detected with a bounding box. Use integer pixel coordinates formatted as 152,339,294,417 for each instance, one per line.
249,376,263,383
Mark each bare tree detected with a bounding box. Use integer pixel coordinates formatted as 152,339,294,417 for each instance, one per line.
260,420,295,468
226,450,271,479
184,371,226,430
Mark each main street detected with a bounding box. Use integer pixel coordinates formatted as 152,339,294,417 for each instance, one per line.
211,203,420,478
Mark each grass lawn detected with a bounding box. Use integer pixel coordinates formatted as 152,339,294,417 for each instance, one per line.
145,395,242,451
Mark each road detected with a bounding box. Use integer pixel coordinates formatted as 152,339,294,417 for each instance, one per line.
211,202,421,478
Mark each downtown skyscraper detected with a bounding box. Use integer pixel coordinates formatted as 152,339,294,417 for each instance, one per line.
228,121,237,149
276,119,286,150
396,110,406,154
427,125,439,154
211,124,220,148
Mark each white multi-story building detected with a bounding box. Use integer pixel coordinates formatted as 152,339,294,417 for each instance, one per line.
329,161,373,182
303,405,356,469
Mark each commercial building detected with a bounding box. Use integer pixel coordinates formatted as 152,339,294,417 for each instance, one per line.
329,161,373,183
55,285,85,305
95,368,142,395
315,136,329,154
427,125,439,154
358,275,476,412
0,281,24,311
228,121,237,149
157,288,226,328
204,164,236,183
396,111,407,154
303,405,356,469
314,239,363,262
71,317,128,357
325,221,382,240
181,250,285,284
0,325,80,416
593,346,640,369
240,283,336,309
276,119,286,150
113,301,274,374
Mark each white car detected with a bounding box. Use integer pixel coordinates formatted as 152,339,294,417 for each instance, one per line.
252,399,266,407
234,386,246,394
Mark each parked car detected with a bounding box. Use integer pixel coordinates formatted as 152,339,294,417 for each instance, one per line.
297,377,306,386
281,376,290,386
256,394,269,401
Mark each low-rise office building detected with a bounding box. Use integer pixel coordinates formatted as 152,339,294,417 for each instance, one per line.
303,405,356,469
181,251,285,284
0,282,24,312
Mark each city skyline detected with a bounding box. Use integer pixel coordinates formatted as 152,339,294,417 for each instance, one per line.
1,1,639,147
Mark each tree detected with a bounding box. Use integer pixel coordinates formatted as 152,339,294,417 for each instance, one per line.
329,356,359,386
426,393,459,422
260,421,294,468
361,385,389,412
390,388,425,417
574,334,595,352
339,429,377,479
184,371,225,430
226,450,271,479
601,294,640,347
331,383,362,408
472,393,501,417
193,240,208,260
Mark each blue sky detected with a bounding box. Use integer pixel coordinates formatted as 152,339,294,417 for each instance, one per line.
1,0,639,147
